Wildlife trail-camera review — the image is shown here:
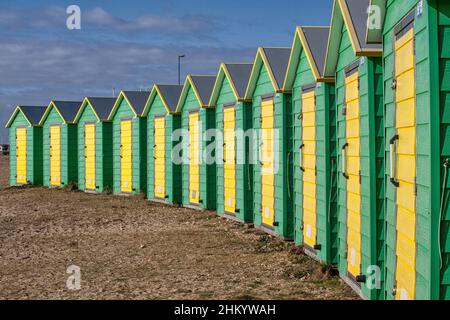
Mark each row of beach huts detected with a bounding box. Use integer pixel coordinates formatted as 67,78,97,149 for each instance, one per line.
5,0,450,300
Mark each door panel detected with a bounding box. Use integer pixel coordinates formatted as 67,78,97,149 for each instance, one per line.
50,125,61,186
394,27,416,300
301,91,317,247
261,100,274,226
85,124,96,190
189,113,200,204
223,107,236,214
345,71,361,278
154,117,166,199
120,120,133,193
16,128,27,184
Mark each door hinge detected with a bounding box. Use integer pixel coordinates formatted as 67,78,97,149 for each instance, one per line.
359,170,362,184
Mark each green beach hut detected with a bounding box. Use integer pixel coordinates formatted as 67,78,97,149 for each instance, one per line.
209,63,254,223
142,84,183,204
108,91,150,196
74,97,116,193
175,75,216,210
368,0,450,300
244,47,293,239
39,100,81,188
5,106,46,186
323,0,384,299
283,26,338,264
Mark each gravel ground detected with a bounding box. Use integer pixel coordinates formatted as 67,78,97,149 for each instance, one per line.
0,155,358,300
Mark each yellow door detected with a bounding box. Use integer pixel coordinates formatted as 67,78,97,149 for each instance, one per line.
189,113,200,204
85,124,96,190
261,99,275,226
301,90,317,247
120,120,133,193
154,117,166,199
224,106,236,214
394,28,416,300
345,71,361,277
50,125,61,187
16,127,27,184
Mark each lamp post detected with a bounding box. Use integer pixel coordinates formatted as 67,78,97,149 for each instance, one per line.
178,54,185,85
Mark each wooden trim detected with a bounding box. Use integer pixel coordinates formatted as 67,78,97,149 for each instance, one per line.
301,82,317,93
261,93,275,101
223,102,237,109
345,59,360,77
394,10,415,39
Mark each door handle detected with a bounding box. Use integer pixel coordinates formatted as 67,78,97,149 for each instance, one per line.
223,143,226,164
299,144,305,172
258,141,264,167
390,134,400,187
342,143,349,179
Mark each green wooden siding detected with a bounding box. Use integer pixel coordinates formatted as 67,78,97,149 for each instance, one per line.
439,0,450,299
383,0,436,300
180,86,216,210
8,112,43,185
147,95,182,204
292,48,338,264
77,105,113,193
252,63,294,238
336,22,384,299
215,75,253,223
112,98,147,195
42,107,77,187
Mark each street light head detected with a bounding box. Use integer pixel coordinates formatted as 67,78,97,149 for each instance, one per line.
179,54,186,58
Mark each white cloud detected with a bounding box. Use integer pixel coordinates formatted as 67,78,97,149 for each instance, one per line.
0,6,218,35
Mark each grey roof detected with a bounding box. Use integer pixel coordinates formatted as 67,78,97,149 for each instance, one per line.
53,101,82,123
262,48,291,88
224,63,253,98
345,0,381,50
123,91,151,115
190,76,216,105
301,27,330,78
87,97,117,121
157,85,183,112
19,106,47,125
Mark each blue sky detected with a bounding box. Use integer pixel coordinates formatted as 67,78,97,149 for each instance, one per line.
0,0,333,142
